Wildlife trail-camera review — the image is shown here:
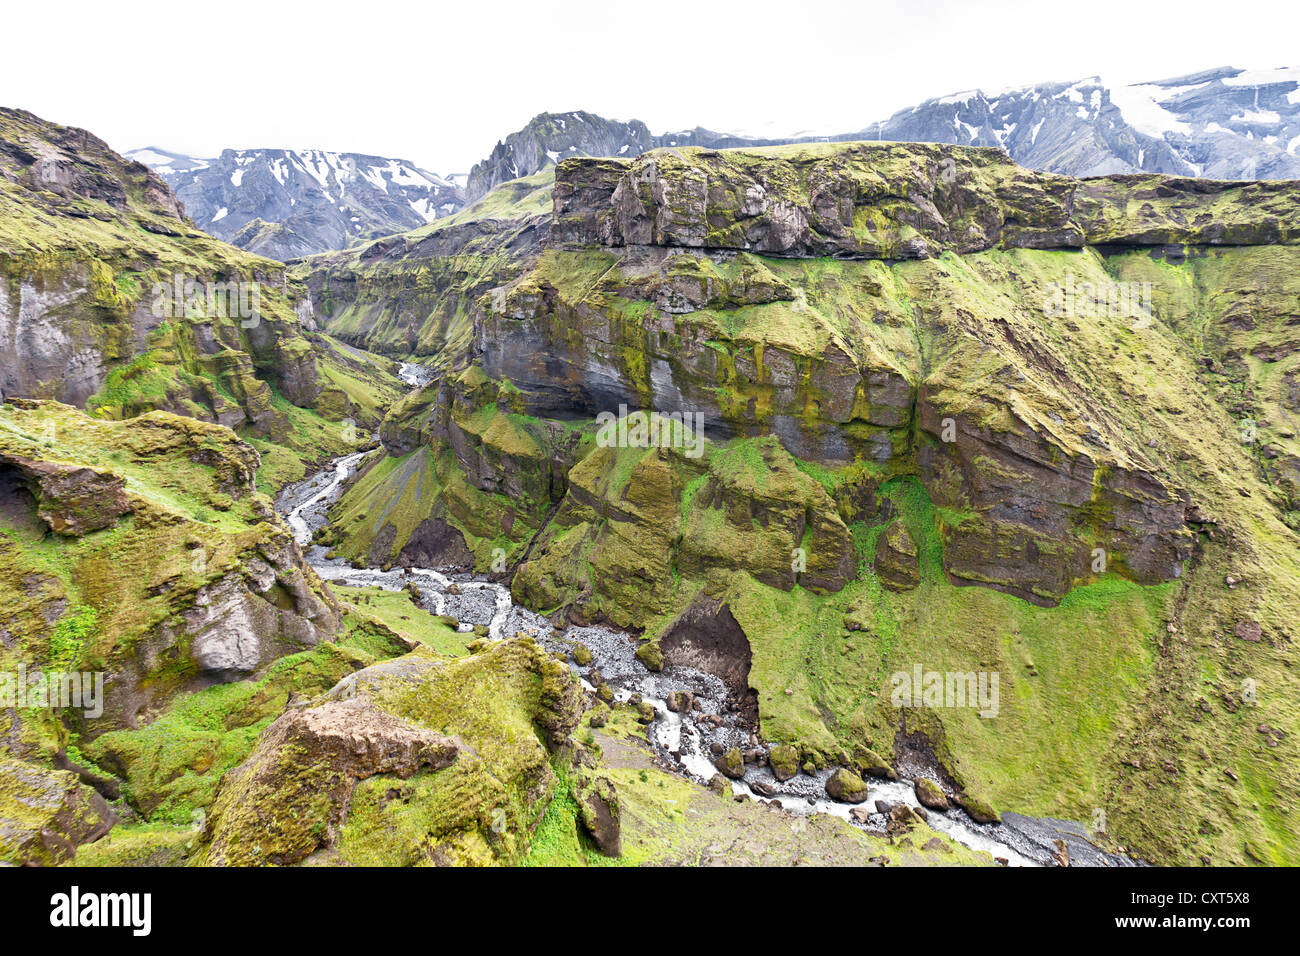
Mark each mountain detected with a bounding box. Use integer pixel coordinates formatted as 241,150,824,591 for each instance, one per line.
128,147,467,261
7,65,1300,871
294,141,1300,865
127,65,1300,263
467,66,1300,202
859,66,1300,179
465,110,799,201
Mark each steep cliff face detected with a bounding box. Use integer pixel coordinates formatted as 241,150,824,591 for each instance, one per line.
294,170,552,365
314,142,1300,612
0,401,341,727
0,107,405,492
307,142,1300,863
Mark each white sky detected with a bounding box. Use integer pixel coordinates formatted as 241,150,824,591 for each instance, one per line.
3,0,1297,174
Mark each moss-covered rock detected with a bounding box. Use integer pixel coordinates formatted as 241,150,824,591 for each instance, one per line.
874,520,919,591
0,757,115,865
66,822,195,867
634,640,664,672
854,747,898,781
957,792,1000,825
573,772,621,857
915,778,950,811
200,639,583,866
715,747,745,780
768,743,800,782
0,401,341,736
825,767,869,804
289,140,1300,865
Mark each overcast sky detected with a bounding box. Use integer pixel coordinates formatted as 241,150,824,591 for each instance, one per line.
3,0,1297,173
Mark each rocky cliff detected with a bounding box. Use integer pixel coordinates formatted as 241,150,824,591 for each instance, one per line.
0,401,342,863
0,107,406,492
302,141,1300,864
297,170,553,366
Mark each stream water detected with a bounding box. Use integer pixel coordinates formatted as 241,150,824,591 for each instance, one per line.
274,374,1135,868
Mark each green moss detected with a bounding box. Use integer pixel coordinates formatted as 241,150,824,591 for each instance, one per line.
84,641,374,823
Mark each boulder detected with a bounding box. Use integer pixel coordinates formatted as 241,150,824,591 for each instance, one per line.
715,747,746,780
886,803,924,836
202,640,583,866
575,774,621,857
854,746,898,781
958,792,1000,824
769,743,800,782
826,767,869,803
635,641,664,671
922,836,953,854
914,778,950,811
1234,619,1263,643
666,689,694,712
0,758,115,865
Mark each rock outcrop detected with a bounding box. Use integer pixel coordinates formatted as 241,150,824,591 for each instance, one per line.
0,401,341,736
0,455,134,536
875,520,920,591
573,772,621,857
297,140,1300,865
0,757,115,865
201,639,584,866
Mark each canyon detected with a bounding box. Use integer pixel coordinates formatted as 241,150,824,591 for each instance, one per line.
1,98,1297,868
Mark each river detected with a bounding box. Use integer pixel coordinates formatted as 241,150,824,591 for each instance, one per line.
274,392,1135,867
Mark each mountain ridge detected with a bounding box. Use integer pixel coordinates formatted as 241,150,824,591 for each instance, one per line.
128,146,467,261
129,64,1300,263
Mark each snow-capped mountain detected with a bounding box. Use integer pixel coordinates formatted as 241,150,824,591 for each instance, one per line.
466,69,1300,204
129,65,1299,261
465,111,796,200
855,66,1300,179
128,147,466,260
